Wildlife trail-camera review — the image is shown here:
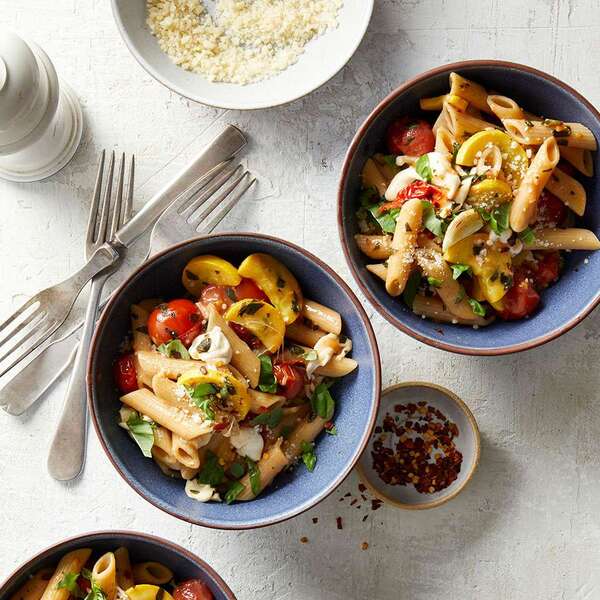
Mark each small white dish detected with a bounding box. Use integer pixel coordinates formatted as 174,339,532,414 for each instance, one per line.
111,0,374,110
357,382,480,510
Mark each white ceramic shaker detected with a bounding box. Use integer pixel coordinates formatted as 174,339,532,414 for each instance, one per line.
0,29,83,182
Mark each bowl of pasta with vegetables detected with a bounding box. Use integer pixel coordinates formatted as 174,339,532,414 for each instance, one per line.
0,531,236,600
88,234,380,529
338,61,600,354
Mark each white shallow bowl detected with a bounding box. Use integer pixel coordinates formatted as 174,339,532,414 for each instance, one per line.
357,382,480,510
111,0,374,110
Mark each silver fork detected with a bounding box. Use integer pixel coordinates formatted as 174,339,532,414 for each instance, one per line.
47,151,134,481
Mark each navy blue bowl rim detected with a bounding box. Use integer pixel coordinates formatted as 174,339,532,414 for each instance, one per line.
0,530,237,600
337,59,600,356
87,232,382,529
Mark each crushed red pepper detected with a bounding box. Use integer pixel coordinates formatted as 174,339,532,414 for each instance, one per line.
371,401,462,494
336,516,343,530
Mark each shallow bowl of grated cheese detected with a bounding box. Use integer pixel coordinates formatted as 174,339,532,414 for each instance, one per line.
111,0,373,109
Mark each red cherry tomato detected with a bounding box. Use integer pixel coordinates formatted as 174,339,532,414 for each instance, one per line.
200,285,234,314
273,362,305,400
234,277,269,302
229,322,262,349
532,252,561,289
497,271,540,320
113,354,138,394
386,117,435,156
147,299,202,347
173,579,214,600
536,190,567,227
380,180,446,213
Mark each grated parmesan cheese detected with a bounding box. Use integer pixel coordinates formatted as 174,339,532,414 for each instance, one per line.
146,0,343,85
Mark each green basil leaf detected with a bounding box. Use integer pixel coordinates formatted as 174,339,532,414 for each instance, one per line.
421,201,445,237
247,458,261,496
197,450,225,487
402,270,421,308
224,481,245,504
226,287,237,302
478,203,511,235
258,354,278,393
300,441,317,472
519,227,535,245
367,204,400,234
187,383,218,420
415,154,433,182
157,339,190,360
427,277,443,288
57,573,80,594
451,264,472,280
452,142,461,161
83,578,107,600
382,154,397,168
467,298,487,317
126,413,154,458
311,383,335,421
229,462,245,479
325,423,337,435
251,406,284,429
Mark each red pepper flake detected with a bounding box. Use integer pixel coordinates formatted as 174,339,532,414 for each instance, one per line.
361,542,369,551
360,494,367,501
336,516,343,530
312,517,319,524
358,483,367,493
344,492,351,497
350,498,357,506
362,514,368,522
371,499,383,511
371,401,463,494
300,537,308,544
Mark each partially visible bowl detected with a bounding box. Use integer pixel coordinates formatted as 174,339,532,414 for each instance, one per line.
338,60,600,355
88,233,381,529
0,531,236,600
111,0,373,110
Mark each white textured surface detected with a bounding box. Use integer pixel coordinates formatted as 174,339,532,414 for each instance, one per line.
2,2,600,598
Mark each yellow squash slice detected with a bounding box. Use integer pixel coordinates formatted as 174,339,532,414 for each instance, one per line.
443,234,513,304
126,586,174,600
178,367,251,419
237,253,303,324
467,178,513,210
182,255,241,296
456,130,529,186
224,299,285,353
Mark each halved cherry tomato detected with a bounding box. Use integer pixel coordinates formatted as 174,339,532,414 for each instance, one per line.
379,180,445,213
113,353,138,394
200,284,234,314
173,579,214,600
147,299,203,347
273,362,305,400
497,271,540,320
386,117,435,156
536,190,567,227
234,277,269,302
532,252,561,289
229,322,262,350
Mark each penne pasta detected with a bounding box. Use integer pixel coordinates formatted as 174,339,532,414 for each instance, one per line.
137,351,202,380
434,126,456,155
413,294,493,326
132,562,174,585
248,389,286,411
302,299,342,335
237,438,289,501
284,417,328,459
92,553,117,600
486,94,524,121
546,166,586,216
10,569,53,600
366,263,388,282
171,433,201,469
449,72,493,114
511,137,560,232
314,357,358,378
354,234,393,260
361,158,388,197
559,146,594,177
445,103,498,141
504,119,597,150
524,228,600,250
40,549,92,600
114,547,134,591
285,320,326,347
131,305,152,353
386,198,423,296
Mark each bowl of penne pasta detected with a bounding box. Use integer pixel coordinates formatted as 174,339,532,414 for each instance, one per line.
0,531,236,600
88,233,380,529
338,60,600,354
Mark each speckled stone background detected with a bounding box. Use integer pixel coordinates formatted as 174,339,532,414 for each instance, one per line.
2,2,600,598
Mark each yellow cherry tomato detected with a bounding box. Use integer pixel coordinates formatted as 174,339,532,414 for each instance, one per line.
224,299,285,353
126,586,174,600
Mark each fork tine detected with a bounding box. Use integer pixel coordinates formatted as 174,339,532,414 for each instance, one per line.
201,173,256,234
180,164,241,219
189,166,247,225
109,153,125,239
0,311,49,365
0,296,42,337
97,151,115,244
167,158,233,216
0,306,45,348
86,150,105,248
124,155,135,223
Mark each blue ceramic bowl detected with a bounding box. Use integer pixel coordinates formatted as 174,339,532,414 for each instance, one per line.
88,234,381,529
0,531,236,600
338,60,600,355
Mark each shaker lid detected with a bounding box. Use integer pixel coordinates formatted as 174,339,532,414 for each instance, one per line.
0,30,57,150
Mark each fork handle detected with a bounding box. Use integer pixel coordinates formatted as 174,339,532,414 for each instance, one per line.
47,273,108,481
